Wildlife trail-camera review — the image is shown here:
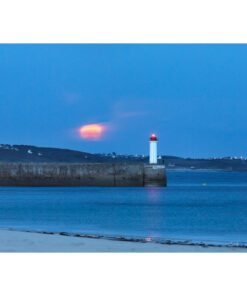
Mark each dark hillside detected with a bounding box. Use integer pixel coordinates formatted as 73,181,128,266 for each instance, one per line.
1,144,247,171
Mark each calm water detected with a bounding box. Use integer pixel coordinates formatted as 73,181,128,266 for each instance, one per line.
0,171,247,244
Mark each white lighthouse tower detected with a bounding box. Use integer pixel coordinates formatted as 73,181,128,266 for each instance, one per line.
149,133,158,164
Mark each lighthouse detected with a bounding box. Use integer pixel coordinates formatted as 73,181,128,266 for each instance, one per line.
149,133,158,164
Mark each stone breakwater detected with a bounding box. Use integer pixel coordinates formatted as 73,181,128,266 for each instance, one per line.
0,163,166,187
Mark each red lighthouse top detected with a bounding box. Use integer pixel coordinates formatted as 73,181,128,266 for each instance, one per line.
150,133,158,141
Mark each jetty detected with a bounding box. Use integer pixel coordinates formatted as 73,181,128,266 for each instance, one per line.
0,162,166,187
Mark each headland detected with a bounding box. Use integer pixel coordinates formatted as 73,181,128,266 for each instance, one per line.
1,144,247,171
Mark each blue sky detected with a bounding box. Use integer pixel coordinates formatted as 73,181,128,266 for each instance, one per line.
0,44,247,157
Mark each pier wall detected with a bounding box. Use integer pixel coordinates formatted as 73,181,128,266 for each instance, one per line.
0,163,166,187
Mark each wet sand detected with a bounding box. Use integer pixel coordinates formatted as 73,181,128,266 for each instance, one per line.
0,229,246,252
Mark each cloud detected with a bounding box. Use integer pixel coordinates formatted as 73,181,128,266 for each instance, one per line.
62,92,80,104
112,99,149,121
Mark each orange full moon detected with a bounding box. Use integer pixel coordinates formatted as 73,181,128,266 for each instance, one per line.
79,124,105,140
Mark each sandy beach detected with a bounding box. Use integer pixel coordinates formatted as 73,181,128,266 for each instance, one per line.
0,229,246,252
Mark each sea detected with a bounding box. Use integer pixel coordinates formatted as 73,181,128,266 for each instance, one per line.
1,171,247,247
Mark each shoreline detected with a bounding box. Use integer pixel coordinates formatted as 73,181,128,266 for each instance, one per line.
166,169,240,172
0,228,246,252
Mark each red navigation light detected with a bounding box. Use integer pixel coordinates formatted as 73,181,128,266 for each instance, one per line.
150,133,157,141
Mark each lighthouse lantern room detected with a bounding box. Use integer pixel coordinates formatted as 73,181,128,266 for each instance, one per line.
149,133,158,164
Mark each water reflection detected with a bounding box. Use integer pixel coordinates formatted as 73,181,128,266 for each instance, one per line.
145,187,166,238
146,187,164,203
